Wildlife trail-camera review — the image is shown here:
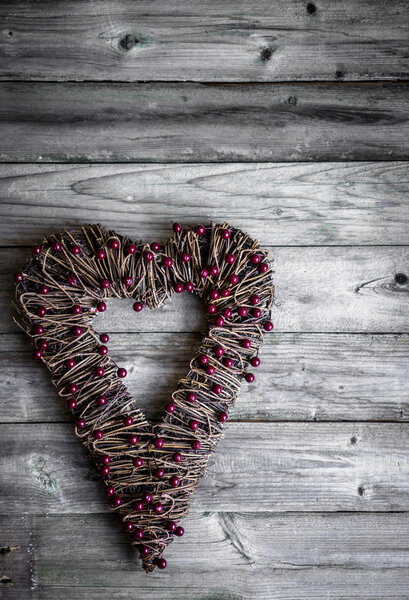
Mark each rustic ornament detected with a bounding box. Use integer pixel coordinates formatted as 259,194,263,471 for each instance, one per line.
13,222,274,571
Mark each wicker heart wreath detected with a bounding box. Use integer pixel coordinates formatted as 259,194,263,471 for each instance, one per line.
13,222,274,572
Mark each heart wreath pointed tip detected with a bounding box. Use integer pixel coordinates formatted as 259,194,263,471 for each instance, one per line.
13,222,274,572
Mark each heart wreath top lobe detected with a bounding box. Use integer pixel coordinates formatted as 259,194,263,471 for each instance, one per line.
13,222,274,572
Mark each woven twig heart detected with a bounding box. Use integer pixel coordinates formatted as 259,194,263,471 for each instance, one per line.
13,222,274,571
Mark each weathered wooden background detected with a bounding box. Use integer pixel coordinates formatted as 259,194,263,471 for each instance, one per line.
0,1,408,599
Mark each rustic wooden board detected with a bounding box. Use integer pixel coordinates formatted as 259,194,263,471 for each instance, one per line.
1,82,409,162
5,246,409,334
2,512,409,599
1,162,408,246
1,422,408,514
1,0,408,83
2,332,408,423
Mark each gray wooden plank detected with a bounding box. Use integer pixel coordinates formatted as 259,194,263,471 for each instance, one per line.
1,162,408,246
5,246,409,334
1,422,408,514
0,1,408,82
2,513,409,599
1,82,409,162
2,332,408,423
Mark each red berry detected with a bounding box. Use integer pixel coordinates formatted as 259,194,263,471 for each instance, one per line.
37,306,47,317
68,383,78,394
71,245,81,255
210,289,219,300
124,277,133,287
98,395,107,406
67,399,77,410
242,339,251,349
218,411,228,423
40,285,49,295
221,230,231,239
102,455,110,465
77,418,86,429
215,346,224,357
97,249,106,260
250,356,261,368
173,223,182,233
51,241,62,252
229,274,238,285
135,502,144,512
196,225,206,235
206,365,215,375
223,357,234,368
250,294,260,305
168,521,177,532
207,304,217,314
106,486,115,497
245,372,255,383
34,349,43,359
133,457,143,468
215,316,224,327
98,345,108,356
170,476,180,487
38,339,48,350
164,257,173,268
95,366,104,377
124,416,133,427
125,522,134,532
139,545,149,556
67,275,77,286
191,440,201,450
151,242,160,252
200,269,209,279
100,333,109,343
94,430,104,440
157,558,167,569
134,528,144,540
189,420,199,431
97,301,106,312
154,503,163,514
252,308,262,318
129,435,139,445
259,262,269,273
185,282,194,292
166,402,176,413
226,253,235,264
117,368,127,378
182,253,191,263
199,354,209,365
210,266,219,276
14,273,24,283
143,493,153,504
155,468,165,478
251,254,261,264
34,325,44,335
126,244,136,255
113,496,123,507
154,438,164,449
109,239,119,250
174,283,184,293
66,358,76,369
173,452,182,463
222,308,232,319
100,279,110,289
187,392,197,403
32,245,42,255
72,305,82,314
175,526,184,537
213,384,222,395
133,301,143,312
264,321,274,331
221,288,230,297
145,251,154,262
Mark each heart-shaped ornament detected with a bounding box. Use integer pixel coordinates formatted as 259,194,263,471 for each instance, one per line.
13,222,274,571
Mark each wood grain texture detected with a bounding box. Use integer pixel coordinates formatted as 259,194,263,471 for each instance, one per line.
5,246,409,334
1,82,409,162
2,332,408,423
1,422,408,514
3,512,409,599
1,162,408,246
1,0,408,82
